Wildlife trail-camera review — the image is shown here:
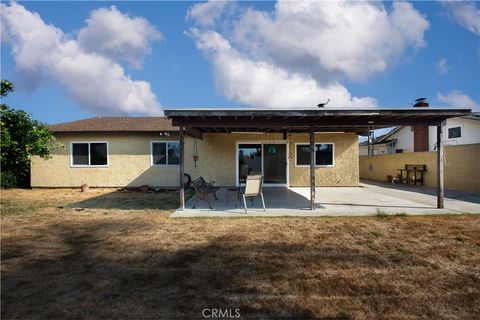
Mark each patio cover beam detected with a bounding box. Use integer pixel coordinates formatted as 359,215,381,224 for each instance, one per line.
169,117,449,129
437,125,444,209
166,108,469,117
185,127,203,140
310,126,315,210
179,126,185,211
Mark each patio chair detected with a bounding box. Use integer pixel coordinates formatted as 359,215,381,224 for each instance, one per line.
191,177,219,209
198,176,218,199
241,175,265,214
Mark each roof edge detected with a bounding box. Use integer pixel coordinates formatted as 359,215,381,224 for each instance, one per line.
164,107,472,112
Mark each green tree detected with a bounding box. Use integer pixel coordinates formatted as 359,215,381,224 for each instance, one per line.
1,80,62,188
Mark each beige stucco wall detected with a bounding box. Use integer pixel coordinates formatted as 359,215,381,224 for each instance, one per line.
182,133,260,187
359,144,480,194
288,133,359,187
31,133,181,187
184,132,358,187
31,132,359,187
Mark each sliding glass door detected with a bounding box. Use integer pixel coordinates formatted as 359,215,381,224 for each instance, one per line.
238,144,262,183
237,143,287,185
263,144,287,184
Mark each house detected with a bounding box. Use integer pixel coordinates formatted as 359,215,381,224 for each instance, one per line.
359,113,480,155
31,116,360,188
31,108,471,209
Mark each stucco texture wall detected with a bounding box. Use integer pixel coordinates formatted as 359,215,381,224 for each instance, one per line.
31,132,359,188
186,132,297,186
185,132,359,187
288,133,359,187
31,133,180,187
359,144,480,194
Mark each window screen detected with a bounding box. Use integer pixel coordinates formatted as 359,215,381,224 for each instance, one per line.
296,145,311,166
152,142,167,165
315,144,333,166
167,142,180,165
296,143,334,166
152,142,180,165
90,143,107,165
72,143,89,165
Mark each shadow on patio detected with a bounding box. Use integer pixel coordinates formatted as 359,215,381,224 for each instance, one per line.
186,187,315,212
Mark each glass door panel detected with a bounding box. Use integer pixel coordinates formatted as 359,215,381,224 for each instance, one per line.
238,144,262,183
263,144,287,184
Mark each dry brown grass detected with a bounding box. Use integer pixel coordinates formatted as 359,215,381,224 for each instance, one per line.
1,188,479,319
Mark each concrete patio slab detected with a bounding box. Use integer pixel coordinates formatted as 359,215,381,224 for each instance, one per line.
171,181,480,218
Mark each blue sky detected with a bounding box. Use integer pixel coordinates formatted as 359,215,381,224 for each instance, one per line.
1,1,479,125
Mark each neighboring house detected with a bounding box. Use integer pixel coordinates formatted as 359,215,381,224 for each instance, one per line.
359,113,480,155
31,116,359,188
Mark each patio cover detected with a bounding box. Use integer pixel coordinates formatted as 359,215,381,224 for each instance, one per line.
164,108,471,135
164,107,472,211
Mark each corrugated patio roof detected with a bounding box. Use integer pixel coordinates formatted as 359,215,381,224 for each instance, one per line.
164,107,472,135
49,117,177,133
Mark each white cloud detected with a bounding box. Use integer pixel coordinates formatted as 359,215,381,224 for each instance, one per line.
78,6,162,69
437,90,480,111
187,1,429,108
188,28,377,108
186,1,230,27
192,1,429,81
1,2,162,116
436,57,449,74
442,1,480,36
231,1,429,82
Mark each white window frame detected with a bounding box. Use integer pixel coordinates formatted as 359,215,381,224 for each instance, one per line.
294,142,335,168
150,141,180,167
70,141,109,168
446,125,462,140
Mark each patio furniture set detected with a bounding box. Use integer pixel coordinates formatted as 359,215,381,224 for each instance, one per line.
397,164,427,186
191,175,266,213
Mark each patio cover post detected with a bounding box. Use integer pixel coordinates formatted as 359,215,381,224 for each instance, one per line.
310,126,315,210
436,124,444,209
179,125,185,210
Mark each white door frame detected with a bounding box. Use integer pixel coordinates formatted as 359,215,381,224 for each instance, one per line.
235,140,289,187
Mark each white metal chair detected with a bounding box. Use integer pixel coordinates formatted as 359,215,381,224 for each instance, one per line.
241,175,265,214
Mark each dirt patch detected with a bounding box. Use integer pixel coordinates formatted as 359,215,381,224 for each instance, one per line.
1,188,479,319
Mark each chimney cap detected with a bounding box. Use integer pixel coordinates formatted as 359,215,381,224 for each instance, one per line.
415,97,427,102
